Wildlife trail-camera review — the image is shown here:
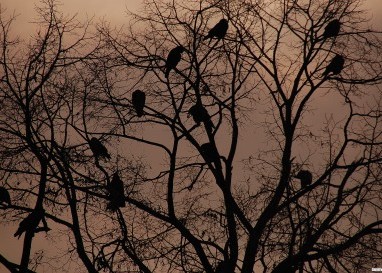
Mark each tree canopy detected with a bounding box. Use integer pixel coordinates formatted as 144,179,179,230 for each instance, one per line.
1,0,382,272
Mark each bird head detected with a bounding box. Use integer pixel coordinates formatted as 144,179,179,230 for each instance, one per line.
176,45,186,53
188,103,204,115
188,105,198,117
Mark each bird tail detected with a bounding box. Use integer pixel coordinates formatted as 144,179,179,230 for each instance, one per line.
165,68,170,78
136,110,144,117
204,120,215,132
106,201,119,212
203,35,210,41
106,199,125,211
14,229,22,239
118,199,126,208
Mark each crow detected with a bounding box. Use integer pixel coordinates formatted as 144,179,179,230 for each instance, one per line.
14,209,45,238
215,261,225,273
322,54,345,77
132,90,146,117
165,45,185,78
188,104,214,130
294,170,313,187
323,19,341,39
200,143,220,164
106,173,126,211
0,186,11,206
204,19,229,41
89,137,111,160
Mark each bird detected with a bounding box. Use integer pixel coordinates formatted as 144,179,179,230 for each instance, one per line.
215,261,225,273
132,90,146,117
204,19,229,41
89,137,111,160
323,19,341,39
0,186,11,206
200,143,220,164
106,172,126,211
294,170,313,187
165,45,185,78
14,209,45,238
322,54,345,77
188,104,214,130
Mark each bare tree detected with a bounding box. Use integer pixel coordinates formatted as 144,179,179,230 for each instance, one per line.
1,0,382,273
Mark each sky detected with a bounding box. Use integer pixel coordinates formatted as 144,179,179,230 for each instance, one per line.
0,0,382,272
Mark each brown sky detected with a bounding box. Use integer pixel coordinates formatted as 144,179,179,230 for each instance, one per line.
1,0,382,272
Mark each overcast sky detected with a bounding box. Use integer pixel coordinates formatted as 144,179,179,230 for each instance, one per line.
1,0,381,34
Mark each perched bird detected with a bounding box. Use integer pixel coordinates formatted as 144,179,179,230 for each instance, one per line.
14,209,45,238
188,104,214,129
200,143,220,164
106,173,126,211
323,19,341,39
215,261,225,273
294,170,313,187
0,186,11,206
89,137,111,160
322,54,345,77
165,45,185,78
204,19,229,41
132,90,146,117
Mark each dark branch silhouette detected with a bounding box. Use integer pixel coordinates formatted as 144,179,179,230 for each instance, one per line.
1,0,382,272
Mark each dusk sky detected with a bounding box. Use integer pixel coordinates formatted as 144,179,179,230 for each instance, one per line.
1,0,382,272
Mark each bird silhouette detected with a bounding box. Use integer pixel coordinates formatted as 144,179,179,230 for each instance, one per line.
323,19,341,39
106,173,126,211
204,19,229,41
14,209,45,238
294,170,313,187
188,104,214,129
200,143,220,164
322,54,345,77
132,90,146,117
165,45,185,78
89,137,111,160
0,186,11,206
